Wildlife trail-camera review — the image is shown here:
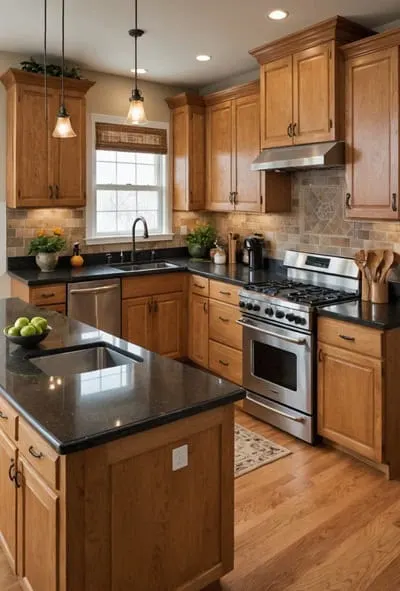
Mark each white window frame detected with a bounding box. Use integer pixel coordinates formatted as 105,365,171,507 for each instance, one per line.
86,113,173,245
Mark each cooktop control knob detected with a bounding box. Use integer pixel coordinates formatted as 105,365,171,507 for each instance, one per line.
246,302,254,310
286,313,295,322
253,304,260,311
294,316,302,324
265,307,274,316
239,301,245,308
299,317,307,326
275,310,284,319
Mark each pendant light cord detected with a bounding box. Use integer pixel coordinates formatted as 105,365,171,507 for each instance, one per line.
61,0,65,104
134,0,138,93
44,0,47,121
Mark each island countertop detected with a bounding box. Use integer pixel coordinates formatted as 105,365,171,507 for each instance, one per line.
0,298,244,454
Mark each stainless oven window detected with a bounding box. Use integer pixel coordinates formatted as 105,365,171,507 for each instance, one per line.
253,341,297,391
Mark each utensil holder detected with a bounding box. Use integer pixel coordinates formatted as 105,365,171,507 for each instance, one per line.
228,239,237,265
371,282,388,304
361,274,370,301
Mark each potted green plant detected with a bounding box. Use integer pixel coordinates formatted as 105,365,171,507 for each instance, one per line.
28,227,67,272
186,223,217,259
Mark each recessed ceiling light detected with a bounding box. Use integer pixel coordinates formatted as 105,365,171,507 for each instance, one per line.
267,9,288,20
130,68,148,74
196,54,212,62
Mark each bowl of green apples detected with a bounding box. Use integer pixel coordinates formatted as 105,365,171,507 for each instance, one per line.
3,316,51,348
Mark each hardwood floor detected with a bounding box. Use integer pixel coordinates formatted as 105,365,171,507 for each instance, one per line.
2,408,400,591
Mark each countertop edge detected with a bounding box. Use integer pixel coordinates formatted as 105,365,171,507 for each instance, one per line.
317,307,397,330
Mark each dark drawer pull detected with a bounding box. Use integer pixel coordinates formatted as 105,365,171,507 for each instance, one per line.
40,292,56,299
219,359,229,367
339,334,355,342
219,291,231,296
29,446,44,459
194,283,205,289
0,410,8,420
218,316,229,323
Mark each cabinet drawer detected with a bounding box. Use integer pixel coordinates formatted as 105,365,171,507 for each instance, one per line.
209,301,242,350
43,303,66,314
0,396,18,441
209,340,242,385
190,275,209,297
30,284,66,305
18,420,59,490
122,273,187,299
318,317,383,359
209,280,240,306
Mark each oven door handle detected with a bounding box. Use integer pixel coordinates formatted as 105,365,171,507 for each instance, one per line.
236,319,308,346
247,395,305,423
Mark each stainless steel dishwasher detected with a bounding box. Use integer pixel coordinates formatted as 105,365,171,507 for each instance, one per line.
67,279,121,337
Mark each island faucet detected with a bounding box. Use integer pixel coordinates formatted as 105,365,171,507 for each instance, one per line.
131,216,149,263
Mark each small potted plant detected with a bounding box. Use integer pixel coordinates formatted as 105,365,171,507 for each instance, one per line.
28,227,66,272
186,223,217,259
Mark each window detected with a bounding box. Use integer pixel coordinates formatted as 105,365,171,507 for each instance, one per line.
87,116,171,244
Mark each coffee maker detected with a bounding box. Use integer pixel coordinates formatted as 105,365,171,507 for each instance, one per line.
242,234,264,269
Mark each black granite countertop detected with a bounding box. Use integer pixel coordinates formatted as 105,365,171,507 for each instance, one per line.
318,299,400,330
0,298,244,454
8,257,285,287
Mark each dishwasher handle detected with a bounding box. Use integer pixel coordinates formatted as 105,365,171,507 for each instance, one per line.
69,284,119,296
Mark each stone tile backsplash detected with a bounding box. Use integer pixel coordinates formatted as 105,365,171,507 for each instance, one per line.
7,170,400,276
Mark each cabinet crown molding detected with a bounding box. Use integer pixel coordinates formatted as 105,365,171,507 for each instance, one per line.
0,68,95,94
341,27,400,58
249,15,374,64
166,92,204,109
203,80,259,106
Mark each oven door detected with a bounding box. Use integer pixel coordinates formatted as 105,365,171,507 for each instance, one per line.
238,316,313,415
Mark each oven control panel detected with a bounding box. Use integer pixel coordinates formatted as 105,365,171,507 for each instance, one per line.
238,294,312,331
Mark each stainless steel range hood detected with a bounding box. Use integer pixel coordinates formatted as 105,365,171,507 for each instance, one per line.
251,141,345,172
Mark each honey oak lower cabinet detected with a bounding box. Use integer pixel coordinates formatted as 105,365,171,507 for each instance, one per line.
189,293,209,367
122,296,152,350
0,429,17,572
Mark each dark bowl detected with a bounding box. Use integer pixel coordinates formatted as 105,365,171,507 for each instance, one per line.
3,326,52,349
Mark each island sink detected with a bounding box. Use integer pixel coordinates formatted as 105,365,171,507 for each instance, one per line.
28,344,142,376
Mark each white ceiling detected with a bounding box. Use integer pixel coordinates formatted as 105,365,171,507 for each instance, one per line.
0,0,400,88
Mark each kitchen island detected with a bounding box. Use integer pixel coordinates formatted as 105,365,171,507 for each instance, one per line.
0,298,244,591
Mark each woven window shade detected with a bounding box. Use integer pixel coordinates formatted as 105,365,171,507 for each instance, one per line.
96,122,167,154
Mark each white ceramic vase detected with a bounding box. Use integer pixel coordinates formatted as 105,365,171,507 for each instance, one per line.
35,252,59,273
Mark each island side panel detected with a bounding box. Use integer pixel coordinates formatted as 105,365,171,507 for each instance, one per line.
65,404,235,591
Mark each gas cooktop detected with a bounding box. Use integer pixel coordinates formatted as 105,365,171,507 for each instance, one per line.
244,279,358,306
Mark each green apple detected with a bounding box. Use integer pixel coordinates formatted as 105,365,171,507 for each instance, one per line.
7,326,20,337
31,317,48,331
34,325,43,335
14,317,30,330
20,324,37,337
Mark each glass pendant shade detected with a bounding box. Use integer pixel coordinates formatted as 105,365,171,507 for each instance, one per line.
126,90,148,125
52,104,76,138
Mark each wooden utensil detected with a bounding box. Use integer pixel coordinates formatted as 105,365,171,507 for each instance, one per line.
367,250,382,283
378,250,394,283
354,250,370,301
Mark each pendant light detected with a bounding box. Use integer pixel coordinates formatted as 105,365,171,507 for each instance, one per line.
127,0,147,125
52,0,76,138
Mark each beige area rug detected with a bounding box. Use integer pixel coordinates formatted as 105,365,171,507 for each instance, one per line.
235,423,292,478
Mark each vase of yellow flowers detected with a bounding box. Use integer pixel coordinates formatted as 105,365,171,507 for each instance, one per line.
29,228,66,272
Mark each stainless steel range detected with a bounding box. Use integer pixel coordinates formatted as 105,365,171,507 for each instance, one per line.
238,250,359,443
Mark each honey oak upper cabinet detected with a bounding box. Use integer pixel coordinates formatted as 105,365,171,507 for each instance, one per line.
205,82,291,213
166,93,205,211
0,68,94,208
250,17,372,150
343,33,400,220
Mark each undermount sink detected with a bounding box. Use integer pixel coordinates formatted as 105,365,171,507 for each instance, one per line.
28,344,143,376
111,261,180,272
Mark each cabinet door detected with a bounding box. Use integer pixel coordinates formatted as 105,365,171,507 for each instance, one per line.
318,343,383,462
17,456,58,591
232,94,261,213
54,90,86,206
122,296,153,350
188,105,205,210
292,43,334,144
153,292,184,358
0,430,17,572
14,85,57,207
345,47,399,220
260,57,293,148
206,101,234,211
189,293,209,367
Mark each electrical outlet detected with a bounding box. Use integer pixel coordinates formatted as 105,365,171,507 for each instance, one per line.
172,444,188,471
180,225,188,236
